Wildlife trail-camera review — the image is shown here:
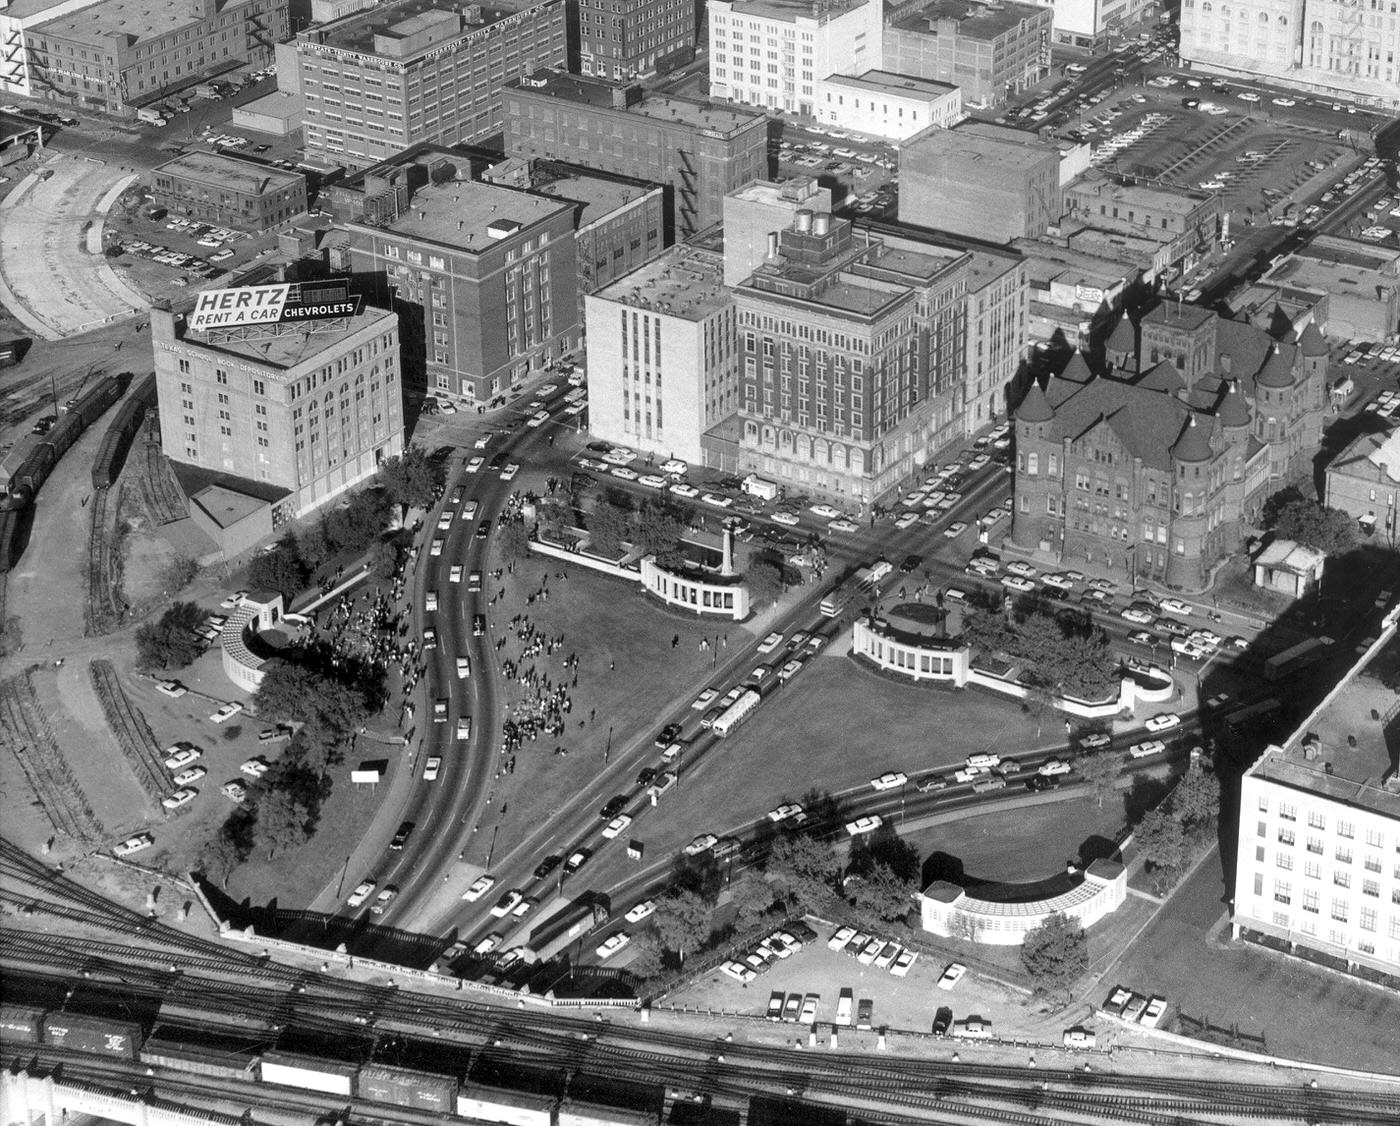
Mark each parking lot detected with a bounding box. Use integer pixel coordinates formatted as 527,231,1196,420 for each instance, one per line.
772,124,900,219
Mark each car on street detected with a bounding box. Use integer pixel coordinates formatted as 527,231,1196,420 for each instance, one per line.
425,590,439,612
164,744,201,770
899,553,923,573
654,722,683,746
456,716,472,741
491,890,523,917
564,849,590,874
162,787,198,810
1039,759,1073,776
371,886,398,915
449,564,463,582
113,833,154,858
1239,91,1260,102
430,538,444,557
433,698,448,723
845,815,882,836
1127,630,1158,646
1129,739,1168,758
626,900,655,922
596,933,631,959
1159,598,1191,616
810,503,841,520
685,833,718,856
463,875,495,901
602,814,632,839
937,962,966,990
500,463,520,480
456,656,471,679
943,521,967,539
1005,561,1038,578
476,519,492,540
870,771,908,790
828,518,860,533
772,510,800,526
390,821,415,849
1145,713,1181,733
1120,607,1155,625
423,755,442,781
347,879,376,908
702,492,733,508
423,626,438,650
472,614,485,636
465,456,483,473
768,802,805,823
692,687,717,710
1001,575,1036,593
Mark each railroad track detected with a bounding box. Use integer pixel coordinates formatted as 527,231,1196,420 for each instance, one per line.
85,485,123,635
141,418,187,525
87,658,168,799
0,677,104,842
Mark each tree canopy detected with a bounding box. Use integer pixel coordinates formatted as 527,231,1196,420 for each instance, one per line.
745,560,784,606
767,833,842,913
961,603,1116,699
135,601,208,669
1075,751,1122,811
1020,912,1088,1002
377,447,443,511
650,888,712,962
1264,491,1356,556
634,498,689,568
247,537,310,600
587,499,630,557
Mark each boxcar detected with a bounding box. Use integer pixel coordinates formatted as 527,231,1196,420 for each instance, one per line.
42,1012,143,1059
455,1082,557,1126
0,1004,45,1045
260,1050,358,1096
356,1063,457,1114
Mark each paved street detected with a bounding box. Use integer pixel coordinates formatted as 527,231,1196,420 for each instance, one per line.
0,156,145,338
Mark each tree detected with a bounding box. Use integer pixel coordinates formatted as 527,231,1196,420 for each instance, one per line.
247,538,309,600
198,826,245,888
1268,497,1356,556
254,662,370,773
0,614,21,660
651,888,712,963
949,911,983,944
377,447,443,511
1076,752,1121,811
1020,912,1088,1002
161,555,199,593
500,519,533,564
745,560,783,606
367,535,402,581
254,787,311,859
634,499,688,568
1134,805,1189,894
727,873,776,918
847,860,916,923
625,931,665,981
767,833,842,913
1171,759,1220,836
322,489,392,556
587,500,631,558
135,601,207,669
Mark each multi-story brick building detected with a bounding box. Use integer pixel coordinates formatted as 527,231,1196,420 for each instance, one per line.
962,248,1029,431
578,0,694,81
347,177,580,403
1061,171,1223,280
707,0,882,117
1324,426,1400,547
814,70,961,141
1009,305,1329,589
501,68,768,239
730,209,970,505
295,0,567,170
898,121,1062,243
151,150,307,233
1232,612,1400,982
882,0,1051,109
1181,0,1400,110
23,0,285,115
584,240,739,466
151,291,403,519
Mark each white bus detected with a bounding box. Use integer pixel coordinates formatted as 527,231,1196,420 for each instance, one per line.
711,689,761,737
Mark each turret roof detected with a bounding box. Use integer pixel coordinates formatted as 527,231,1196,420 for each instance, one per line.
1171,413,1214,463
1016,379,1054,423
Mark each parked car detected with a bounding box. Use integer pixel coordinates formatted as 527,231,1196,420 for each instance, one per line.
113,833,154,858
937,962,966,990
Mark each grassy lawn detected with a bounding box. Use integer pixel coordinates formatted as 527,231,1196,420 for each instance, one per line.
478,547,753,862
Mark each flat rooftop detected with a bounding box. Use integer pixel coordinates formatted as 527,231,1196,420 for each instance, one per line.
904,120,1058,169
727,177,827,210
1069,172,1209,217
890,0,1048,39
511,69,765,136
36,0,243,47
4,0,89,21
191,484,267,530
1250,624,1400,820
181,304,397,371
527,168,659,231
717,0,872,24
154,151,304,196
823,70,958,99
366,179,572,249
595,244,730,321
310,0,544,59
862,240,964,283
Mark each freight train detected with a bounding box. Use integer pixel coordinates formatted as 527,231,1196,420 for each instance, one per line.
0,373,130,574
0,998,661,1126
91,373,157,491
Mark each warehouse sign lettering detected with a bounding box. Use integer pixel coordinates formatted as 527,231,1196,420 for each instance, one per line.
189,283,364,331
